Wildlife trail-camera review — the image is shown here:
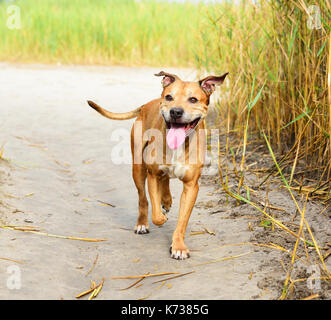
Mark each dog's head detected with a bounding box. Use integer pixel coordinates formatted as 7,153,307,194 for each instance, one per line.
155,71,228,149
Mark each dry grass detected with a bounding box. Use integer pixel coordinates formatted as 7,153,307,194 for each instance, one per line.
0,224,108,242
196,1,331,297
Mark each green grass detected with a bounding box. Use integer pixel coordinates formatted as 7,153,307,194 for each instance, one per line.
0,0,219,67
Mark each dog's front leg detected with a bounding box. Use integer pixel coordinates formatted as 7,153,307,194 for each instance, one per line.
170,174,200,260
147,172,168,226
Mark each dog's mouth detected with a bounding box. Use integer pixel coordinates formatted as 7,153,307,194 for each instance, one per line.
164,117,201,150
165,117,201,133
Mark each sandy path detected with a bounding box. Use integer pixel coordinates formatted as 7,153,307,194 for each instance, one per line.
1,63,323,300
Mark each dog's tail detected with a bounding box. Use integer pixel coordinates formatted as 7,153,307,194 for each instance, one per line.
87,100,141,120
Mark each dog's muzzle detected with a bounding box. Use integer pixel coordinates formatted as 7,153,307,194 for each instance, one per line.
162,112,202,150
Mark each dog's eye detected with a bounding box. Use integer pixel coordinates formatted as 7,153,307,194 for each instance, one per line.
189,97,198,103
165,95,174,101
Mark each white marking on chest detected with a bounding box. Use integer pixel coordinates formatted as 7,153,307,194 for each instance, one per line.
159,147,188,179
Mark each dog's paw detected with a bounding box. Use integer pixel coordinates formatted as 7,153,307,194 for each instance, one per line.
161,205,170,222
134,224,149,234
161,205,170,215
169,245,190,260
152,212,168,226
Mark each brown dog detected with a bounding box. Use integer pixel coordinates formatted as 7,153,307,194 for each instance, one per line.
87,71,228,259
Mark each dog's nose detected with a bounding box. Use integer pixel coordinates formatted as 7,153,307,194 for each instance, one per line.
170,107,184,120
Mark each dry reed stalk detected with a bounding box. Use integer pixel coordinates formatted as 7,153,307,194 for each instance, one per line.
1,225,107,242
291,193,308,265
189,231,206,236
76,287,96,299
137,293,152,300
0,142,5,160
85,254,99,277
152,271,195,284
119,273,150,291
76,279,104,299
211,242,304,261
88,280,104,300
97,200,116,207
109,272,179,280
191,251,252,267
301,294,319,300
0,257,24,264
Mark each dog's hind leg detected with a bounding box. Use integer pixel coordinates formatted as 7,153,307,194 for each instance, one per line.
132,163,149,234
147,172,168,227
131,120,150,234
160,175,172,216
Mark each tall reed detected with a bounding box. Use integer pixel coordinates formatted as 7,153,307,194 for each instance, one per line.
196,0,330,189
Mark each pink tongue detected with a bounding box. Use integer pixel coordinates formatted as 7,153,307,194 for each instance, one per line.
166,127,186,150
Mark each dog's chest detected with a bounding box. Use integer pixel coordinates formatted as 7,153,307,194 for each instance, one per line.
159,147,188,179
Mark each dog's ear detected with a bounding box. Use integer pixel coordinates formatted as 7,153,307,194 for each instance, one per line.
199,72,229,95
155,71,180,88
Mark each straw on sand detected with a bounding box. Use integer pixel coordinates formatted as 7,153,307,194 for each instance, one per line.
76,279,104,300
85,254,99,277
1,225,107,242
0,257,24,264
119,272,150,291
152,271,195,284
108,272,179,280
191,251,252,267
88,280,104,300
0,142,5,159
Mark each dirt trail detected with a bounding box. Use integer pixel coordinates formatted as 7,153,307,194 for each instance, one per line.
0,63,329,300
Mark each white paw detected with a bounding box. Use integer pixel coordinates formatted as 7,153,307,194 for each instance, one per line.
134,225,149,234
170,246,190,260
